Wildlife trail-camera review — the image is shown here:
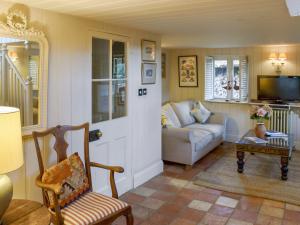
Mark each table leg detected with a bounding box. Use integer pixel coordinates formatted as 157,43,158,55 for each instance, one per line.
237,151,245,173
281,156,289,181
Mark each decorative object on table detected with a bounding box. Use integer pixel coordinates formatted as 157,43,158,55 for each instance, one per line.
141,63,156,84
0,107,24,223
178,55,198,87
33,123,133,225
161,53,166,78
250,105,272,138
141,40,156,61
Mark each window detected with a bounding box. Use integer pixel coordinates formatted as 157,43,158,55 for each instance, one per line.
205,56,248,102
92,37,127,123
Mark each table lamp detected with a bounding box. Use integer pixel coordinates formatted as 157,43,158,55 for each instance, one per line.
0,107,24,223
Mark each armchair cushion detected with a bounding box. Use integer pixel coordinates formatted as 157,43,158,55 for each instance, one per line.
42,153,90,208
61,191,128,225
191,102,211,123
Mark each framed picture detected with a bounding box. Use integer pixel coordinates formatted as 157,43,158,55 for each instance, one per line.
141,40,156,61
161,53,166,79
178,55,198,87
142,63,156,84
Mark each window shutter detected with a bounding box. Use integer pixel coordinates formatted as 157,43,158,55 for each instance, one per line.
205,56,214,100
240,56,248,102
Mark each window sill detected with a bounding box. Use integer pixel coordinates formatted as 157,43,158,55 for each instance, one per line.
205,99,249,105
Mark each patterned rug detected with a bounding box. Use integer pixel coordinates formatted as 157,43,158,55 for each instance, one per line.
194,147,300,205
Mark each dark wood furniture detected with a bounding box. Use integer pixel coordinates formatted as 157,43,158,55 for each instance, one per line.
2,199,50,225
235,130,295,180
32,123,133,225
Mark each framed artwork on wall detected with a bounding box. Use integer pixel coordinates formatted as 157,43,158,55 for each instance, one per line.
162,53,166,79
178,55,198,87
142,63,156,84
141,40,156,61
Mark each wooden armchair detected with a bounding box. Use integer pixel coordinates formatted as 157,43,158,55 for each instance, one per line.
32,123,133,225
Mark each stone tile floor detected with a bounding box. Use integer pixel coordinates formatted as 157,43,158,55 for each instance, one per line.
114,143,300,225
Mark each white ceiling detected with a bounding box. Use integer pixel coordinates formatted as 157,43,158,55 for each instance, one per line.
5,0,300,48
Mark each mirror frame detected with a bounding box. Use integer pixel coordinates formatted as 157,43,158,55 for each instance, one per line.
0,6,48,136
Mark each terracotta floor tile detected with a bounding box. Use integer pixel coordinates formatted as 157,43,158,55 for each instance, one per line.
237,196,263,212
202,187,223,196
215,196,239,208
222,191,242,200
255,214,282,225
194,191,219,204
157,202,184,217
286,203,300,212
184,182,206,191
179,207,206,222
132,204,154,220
199,213,228,225
139,197,165,210
131,187,156,197
169,178,189,187
170,218,198,225
284,209,300,222
147,211,173,225
188,200,212,212
150,190,176,202
209,205,234,217
159,183,182,193
259,205,284,219
226,218,253,225
282,219,300,225
231,209,258,223
263,199,285,209
120,192,146,205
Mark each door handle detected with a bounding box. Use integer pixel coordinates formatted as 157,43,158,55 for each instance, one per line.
89,129,103,142
96,130,103,138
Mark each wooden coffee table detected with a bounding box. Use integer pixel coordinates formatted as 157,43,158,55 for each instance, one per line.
2,199,50,225
235,130,295,180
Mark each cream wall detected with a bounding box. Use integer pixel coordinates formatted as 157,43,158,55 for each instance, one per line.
164,45,300,146
0,2,162,201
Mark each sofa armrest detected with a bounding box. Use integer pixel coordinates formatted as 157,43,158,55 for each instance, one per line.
208,112,227,126
162,127,191,142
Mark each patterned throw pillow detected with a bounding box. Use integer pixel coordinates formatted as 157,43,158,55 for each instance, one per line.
191,102,211,123
42,153,90,208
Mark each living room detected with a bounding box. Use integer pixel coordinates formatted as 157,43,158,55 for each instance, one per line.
0,0,300,225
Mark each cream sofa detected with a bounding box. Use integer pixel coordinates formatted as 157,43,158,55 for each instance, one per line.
162,100,227,167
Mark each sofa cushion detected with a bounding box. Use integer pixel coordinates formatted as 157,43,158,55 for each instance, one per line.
192,102,211,123
172,101,195,126
162,103,181,128
188,129,214,150
185,123,224,139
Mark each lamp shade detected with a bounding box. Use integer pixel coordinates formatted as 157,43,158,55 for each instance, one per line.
0,107,24,174
278,53,287,61
269,53,277,60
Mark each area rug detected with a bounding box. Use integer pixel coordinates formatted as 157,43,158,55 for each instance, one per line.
194,147,300,205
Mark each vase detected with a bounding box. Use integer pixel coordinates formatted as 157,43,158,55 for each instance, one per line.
254,123,267,138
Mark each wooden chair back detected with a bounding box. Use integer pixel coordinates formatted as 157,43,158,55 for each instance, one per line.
32,123,92,205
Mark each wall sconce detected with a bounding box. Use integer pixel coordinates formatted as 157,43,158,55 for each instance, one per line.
269,52,287,74
8,51,18,61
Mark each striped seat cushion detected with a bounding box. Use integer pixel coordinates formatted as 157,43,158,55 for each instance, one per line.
61,192,128,225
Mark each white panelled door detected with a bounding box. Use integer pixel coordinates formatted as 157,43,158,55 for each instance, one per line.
88,32,132,196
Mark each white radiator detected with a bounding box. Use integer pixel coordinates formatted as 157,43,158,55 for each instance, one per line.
268,108,291,133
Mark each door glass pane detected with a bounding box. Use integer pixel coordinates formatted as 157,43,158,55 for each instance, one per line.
112,41,125,79
233,59,240,99
92,38,110,79
214,60,228,98
112,80,126,119
92,81,109,123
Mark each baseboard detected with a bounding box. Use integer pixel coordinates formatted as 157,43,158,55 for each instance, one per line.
133,160,164,188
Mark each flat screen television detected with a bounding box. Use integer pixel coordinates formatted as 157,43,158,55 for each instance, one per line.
257,75,300,101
